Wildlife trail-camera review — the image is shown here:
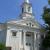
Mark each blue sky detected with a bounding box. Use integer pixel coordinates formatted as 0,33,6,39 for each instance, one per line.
0,0,48,25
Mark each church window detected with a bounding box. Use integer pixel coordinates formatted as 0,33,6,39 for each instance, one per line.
28,7,30,12
32,25,34,27
26,43,28,45
26,43,31,46
26,34,31,37
26,23,32,27
12,31,17,36
41,35,44,39
27,23,28,25
22,7,24,13
39,44,40,46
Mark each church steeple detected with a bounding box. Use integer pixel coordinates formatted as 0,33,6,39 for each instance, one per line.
21,0,33,19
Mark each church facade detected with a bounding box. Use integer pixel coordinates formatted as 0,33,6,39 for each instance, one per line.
0,0,46,50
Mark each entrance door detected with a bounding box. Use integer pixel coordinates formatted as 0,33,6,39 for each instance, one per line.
6,47,11,50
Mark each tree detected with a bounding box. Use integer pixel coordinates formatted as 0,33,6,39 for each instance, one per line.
0,43,6,50
48,0,50,4
42,0,50,49
42,6,50,25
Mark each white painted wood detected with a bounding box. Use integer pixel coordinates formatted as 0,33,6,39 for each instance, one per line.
24,0,29,3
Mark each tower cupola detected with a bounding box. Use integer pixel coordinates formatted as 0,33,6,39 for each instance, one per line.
21,0,33,19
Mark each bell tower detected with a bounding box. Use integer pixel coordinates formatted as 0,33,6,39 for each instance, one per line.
21,0,33,19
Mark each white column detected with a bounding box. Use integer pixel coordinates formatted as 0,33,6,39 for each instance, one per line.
34,32,37,50
23,31,26,50
18,30,22,50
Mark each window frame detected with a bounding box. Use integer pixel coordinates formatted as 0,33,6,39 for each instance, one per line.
11,30,17,37
28,6,31,12
26,33,31,37
26,43,31,46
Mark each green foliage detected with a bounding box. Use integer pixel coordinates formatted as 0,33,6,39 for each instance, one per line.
0,43,6,50
42,31,50,47
42,7,50,25
48,0,50,4
42,0,50,48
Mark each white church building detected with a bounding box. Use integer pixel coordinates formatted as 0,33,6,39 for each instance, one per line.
0,0,46,50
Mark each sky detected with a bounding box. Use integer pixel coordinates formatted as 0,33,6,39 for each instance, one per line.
0,0,48,25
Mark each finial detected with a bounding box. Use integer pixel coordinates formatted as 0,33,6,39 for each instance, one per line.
24,0,30,3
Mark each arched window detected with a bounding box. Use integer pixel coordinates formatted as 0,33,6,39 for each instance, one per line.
28,7,31,12
22,7,24,13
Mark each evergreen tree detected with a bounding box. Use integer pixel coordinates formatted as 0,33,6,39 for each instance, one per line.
42,0,50,49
